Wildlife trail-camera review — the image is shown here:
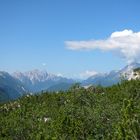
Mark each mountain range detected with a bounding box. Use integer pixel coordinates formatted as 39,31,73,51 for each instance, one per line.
83,62,140,86
12,69,74,92
0,62,140,102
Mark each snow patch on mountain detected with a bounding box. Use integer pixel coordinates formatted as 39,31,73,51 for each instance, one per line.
12,69,75,92
82,62,140,86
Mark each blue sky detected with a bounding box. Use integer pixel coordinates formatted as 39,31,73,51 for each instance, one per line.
0,0,140,78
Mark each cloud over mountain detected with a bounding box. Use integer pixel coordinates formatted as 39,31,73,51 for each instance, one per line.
65,29,140,63
79,70,98,79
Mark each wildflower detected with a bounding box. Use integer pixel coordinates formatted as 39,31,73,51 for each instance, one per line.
44,117,51,122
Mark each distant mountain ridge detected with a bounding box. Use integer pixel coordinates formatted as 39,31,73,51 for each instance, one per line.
82,62,140,86
12,69,75,92
0,62,140,102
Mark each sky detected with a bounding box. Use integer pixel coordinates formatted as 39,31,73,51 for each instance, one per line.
0,0,140,79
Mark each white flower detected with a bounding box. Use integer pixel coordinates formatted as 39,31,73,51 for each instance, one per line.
44,117,51,122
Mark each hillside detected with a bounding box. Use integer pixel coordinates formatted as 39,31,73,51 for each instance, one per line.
0,71,28,102
47,82,73,92
0,79,140,139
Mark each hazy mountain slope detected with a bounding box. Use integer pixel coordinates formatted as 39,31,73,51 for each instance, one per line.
82,62,140,86
13,70,75,92
0,71,28,102
0,88,9,102
47,82,73,92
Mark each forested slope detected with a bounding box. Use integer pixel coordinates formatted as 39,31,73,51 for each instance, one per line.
0,80,140,139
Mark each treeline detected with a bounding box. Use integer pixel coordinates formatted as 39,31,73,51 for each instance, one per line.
0,80,140,139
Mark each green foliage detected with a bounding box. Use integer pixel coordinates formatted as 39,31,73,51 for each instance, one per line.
114,98,140,140
0,80,140,139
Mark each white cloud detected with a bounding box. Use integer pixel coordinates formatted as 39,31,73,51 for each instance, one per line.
42,63,47,66
65,29,140,63
79,70,98,79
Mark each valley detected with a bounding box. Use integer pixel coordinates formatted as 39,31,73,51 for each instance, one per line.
0,63,140,102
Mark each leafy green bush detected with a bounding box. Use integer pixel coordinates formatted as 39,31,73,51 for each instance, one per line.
0,80,140,139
